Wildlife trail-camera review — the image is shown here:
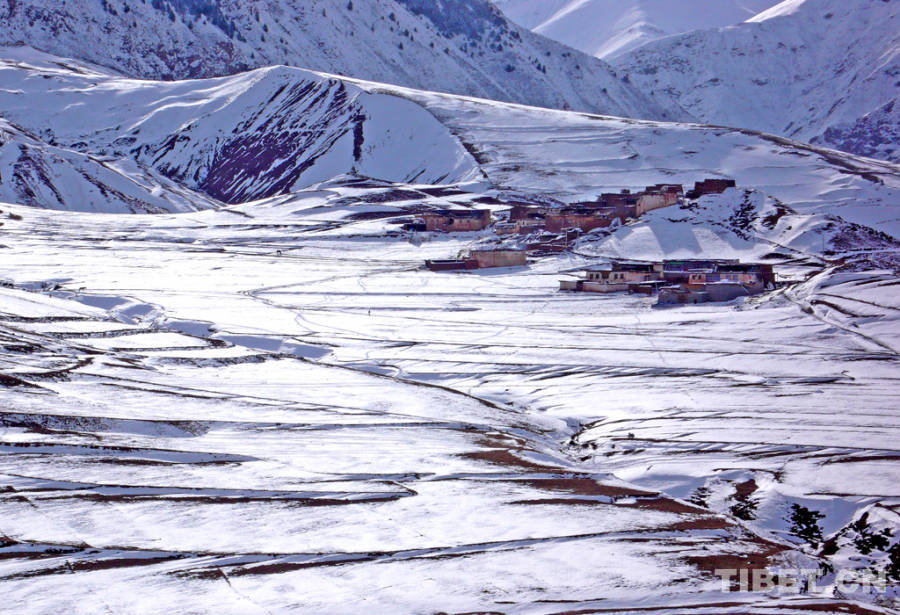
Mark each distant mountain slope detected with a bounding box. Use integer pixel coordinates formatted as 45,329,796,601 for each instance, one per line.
2,46,897,246
493,0,779,59
823,99,900,163
0,47,481,206
400,83,900,239
0,0,675,121
0,119,217,213
612,0,900,161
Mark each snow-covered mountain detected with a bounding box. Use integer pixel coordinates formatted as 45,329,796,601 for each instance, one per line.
2,45,898,242
0,119,217,213
0,0,674,121
0,47,480,210
493,0,780,59
613,0,900,161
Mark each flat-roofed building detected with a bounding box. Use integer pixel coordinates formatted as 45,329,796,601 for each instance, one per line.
419,209,491,232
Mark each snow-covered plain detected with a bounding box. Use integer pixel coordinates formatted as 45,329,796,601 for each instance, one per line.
1,175,898,612
1,47,899,614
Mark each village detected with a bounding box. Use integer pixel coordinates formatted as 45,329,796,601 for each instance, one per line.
419,178,777,306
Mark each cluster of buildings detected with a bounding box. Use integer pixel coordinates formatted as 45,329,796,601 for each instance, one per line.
497,183,685,235
410,178,737,240
560,259,776,305
416,179,773,305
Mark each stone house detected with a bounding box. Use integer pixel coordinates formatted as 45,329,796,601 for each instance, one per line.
419,209,491,232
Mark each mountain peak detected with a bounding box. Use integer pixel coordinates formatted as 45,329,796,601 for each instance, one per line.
612,0,900,160
493,0,782,59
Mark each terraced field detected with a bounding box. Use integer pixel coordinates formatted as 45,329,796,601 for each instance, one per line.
1,183,897,613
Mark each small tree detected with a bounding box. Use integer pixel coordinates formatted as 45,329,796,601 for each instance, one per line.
788,504,825,549
850,514,892,555
689,486,711,508
730,493,759,520
887,542,900,581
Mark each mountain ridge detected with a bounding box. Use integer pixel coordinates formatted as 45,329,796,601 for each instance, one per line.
0,46,484,210
0,0,676,122
2,44,897,239
612,0,900,161
493,0,780,59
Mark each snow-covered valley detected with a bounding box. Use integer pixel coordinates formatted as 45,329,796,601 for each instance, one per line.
0,35,899,615
1,177,898,612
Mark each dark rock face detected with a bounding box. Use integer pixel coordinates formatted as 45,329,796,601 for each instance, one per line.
197,81,358,203
135,76,364,204
821,99,899,162
151,0,241,40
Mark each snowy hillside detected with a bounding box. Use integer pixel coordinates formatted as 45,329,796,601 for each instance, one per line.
0,0,673,121
0,119,217,213
0,47,481,209
613,0,900,161
3,45,898,231
494,0,780,59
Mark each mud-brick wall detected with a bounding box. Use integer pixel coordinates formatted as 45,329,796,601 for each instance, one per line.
636,192,678,216
545,214,614,233
423,211,491,232
470,250,526,268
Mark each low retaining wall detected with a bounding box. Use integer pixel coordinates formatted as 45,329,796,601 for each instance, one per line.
582,282,629,293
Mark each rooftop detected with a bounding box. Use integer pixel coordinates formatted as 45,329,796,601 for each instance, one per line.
422,209,488,219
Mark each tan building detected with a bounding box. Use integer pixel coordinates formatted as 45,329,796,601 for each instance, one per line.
559,262,663,293
468,249,527,268
545,208,620,233
636,187,681,216
420,209,491,232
